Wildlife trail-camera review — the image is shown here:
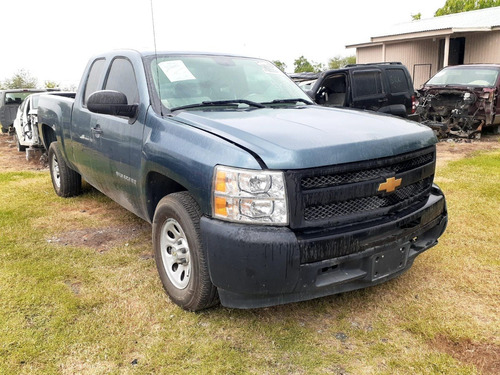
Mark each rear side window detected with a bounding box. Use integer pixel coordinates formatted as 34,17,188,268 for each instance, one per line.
352,70,383,98
387,69,409,93
104,58,139,104
83,59,106,105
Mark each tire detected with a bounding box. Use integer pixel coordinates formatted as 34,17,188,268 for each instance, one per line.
48,142,82,197
15,134,27,152
153,192,218,311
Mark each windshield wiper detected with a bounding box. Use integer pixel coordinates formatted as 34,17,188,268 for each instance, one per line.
261,98,314,105
170,99,265,112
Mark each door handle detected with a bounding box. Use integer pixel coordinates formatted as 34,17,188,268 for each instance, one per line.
91,124,103,138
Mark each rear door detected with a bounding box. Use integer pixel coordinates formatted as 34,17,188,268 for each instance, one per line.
349,68,386,111
71,58,107,184
385,67,413,114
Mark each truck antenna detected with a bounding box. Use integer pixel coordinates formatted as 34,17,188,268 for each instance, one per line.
150,0,164,116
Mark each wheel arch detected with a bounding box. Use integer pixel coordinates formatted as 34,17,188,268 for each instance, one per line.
145,171,187,222
40,123,57,149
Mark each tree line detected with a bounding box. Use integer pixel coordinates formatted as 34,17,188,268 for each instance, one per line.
273,55,356,74
0,69,60,90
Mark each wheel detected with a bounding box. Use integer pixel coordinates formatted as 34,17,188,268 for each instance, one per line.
15,134,27,152
153,192,218,311
48,142,82,197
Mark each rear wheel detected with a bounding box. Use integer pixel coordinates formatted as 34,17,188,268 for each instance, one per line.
153,192,218,311
48,142,82,197
15,134,27,152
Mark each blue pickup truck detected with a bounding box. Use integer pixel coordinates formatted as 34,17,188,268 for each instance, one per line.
37,50,447,311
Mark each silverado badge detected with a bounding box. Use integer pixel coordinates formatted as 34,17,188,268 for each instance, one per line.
378,177,402,193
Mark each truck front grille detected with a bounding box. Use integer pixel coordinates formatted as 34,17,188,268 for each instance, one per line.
300,152,433,190
285,146,436,230
304,178,432,221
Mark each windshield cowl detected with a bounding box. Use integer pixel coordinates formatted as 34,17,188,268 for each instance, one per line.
169,99,314,113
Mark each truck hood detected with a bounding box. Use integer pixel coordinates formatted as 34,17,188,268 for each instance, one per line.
172,106,436,169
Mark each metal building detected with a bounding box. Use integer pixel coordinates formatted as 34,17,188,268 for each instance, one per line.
346,7,500,88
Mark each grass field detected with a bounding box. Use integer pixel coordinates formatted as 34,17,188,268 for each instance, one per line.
0,139,499,374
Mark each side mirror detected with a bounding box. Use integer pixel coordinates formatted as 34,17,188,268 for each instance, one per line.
87,90,137,118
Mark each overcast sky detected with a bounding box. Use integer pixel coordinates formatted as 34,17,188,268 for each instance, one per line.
1,0,445,88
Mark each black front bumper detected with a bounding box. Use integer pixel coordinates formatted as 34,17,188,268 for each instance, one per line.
201,186,447,309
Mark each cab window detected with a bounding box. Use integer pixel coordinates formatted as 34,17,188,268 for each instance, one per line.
387,69,409,93
352,70,383,98
83,59,106,105
104,58,139,105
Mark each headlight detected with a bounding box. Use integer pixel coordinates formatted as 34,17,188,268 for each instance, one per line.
212,165,288,225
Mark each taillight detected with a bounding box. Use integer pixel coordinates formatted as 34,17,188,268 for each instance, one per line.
411,94,418,114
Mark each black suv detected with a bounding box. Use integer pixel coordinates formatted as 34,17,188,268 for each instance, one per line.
290,62,417,118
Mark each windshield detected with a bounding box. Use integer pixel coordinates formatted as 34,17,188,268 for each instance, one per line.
4,92,32,105
149,55,311,110
427,67,499,87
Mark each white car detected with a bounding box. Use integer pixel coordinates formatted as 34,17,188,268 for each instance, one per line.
13,93,44,151
13,92,75,151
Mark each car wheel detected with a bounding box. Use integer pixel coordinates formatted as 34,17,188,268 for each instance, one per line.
153,192,218,311
48,142,82,197
15,134,27,152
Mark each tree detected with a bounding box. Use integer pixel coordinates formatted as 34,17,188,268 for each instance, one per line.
294,56,324,73
312,61,326,73
435,0,500,16
294,56,314,73
2,69,38,89
44,80,59,89
411,12,422,20
328,55,356,69
272,60,287,72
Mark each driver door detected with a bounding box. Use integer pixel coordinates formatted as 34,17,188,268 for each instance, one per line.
88,57,144,214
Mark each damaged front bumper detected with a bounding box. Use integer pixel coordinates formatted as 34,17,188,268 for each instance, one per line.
201,185,447,309
417,87,498,138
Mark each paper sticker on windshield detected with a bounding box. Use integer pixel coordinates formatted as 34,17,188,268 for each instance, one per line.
159,60,196,82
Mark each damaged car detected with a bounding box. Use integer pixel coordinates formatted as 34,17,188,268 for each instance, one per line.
417,64,500,138
13,92,75,151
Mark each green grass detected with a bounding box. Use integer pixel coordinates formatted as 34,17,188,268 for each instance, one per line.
1,150,499,374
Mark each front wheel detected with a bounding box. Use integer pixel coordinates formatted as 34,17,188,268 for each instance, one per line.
48,142,82,197
153,192,218,311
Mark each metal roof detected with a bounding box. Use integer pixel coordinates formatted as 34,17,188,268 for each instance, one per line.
348,6,500,47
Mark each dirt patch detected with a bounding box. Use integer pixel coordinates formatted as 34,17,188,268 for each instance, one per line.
436,134,500,169
47,225,150,253
430,335,500,374
0,133,48,171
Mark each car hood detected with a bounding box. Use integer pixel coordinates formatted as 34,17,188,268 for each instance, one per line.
172,106,436,169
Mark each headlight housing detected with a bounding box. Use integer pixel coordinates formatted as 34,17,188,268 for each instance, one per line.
212,165,288,225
